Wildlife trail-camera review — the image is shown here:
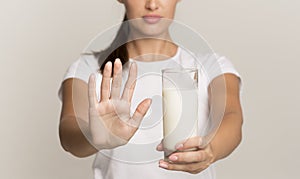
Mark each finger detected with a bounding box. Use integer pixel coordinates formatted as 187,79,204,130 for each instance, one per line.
130,98,152,127
121,62,137,102
100,61,112,102
88,73,98,107
175,136,203,151
110,58,123,99
168,150,206,163
156,141,163,151
159,160,204,174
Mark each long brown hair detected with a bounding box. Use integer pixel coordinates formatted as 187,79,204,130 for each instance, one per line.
92,14,130,74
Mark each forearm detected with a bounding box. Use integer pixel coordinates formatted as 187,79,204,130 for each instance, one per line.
59,117,98,158
210,112,243,162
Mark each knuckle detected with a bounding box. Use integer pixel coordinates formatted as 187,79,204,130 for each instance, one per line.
167,164,174,170
197,137,202,146
139,103,147,112
127,82,135,90
208,153,213,161
136,106,143,115
189,170,198,174
196,152,203,161
176,154,182,162
189,169,200,174
188,165,202,174
189,165,199,172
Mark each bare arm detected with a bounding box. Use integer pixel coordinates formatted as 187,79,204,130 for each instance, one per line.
59,59,151,158
209,73,243,162
59,78,98,158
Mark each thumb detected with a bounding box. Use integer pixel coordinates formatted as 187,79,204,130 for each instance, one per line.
175,136,203,151
156,140,164,151
130,98,152,127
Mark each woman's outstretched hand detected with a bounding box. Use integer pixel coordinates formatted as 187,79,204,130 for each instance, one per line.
156,137,215,174
88,58,152,149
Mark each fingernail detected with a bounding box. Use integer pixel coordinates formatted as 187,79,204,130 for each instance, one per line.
90,73,95,80
106,61,112,67
147,99,152,105
169,155,178,161
115,58,120,63
159,163,168,169
176,143,183,150
156,143,163,151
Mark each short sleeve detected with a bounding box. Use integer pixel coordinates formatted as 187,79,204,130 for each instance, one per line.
196,53,242,93
57,55,99,101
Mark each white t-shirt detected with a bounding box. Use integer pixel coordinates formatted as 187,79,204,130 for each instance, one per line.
58,47,241,179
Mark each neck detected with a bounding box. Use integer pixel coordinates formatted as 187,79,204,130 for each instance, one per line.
126,36,178,62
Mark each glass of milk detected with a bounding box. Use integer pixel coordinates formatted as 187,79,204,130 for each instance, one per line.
162,68,198,159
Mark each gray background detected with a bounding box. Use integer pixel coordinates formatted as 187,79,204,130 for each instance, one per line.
1,0,299,178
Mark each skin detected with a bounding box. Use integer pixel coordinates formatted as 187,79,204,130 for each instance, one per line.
59,0,243,175
59,59,151,157
119,0,180,61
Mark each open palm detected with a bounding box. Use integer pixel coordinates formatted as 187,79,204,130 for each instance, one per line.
88,59,151,149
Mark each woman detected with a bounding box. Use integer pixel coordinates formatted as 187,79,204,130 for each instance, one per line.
58,0,243,178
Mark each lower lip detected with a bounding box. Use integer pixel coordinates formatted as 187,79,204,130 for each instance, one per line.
143,17,161,24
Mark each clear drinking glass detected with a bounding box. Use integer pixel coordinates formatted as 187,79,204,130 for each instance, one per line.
162,68,199,159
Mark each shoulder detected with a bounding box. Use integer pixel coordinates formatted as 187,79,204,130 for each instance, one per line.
179,50,242,91
58,54,100,101
193,52,241,83
63,54,99,84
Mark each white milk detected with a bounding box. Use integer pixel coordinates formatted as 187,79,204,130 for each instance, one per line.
162,88,198,157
